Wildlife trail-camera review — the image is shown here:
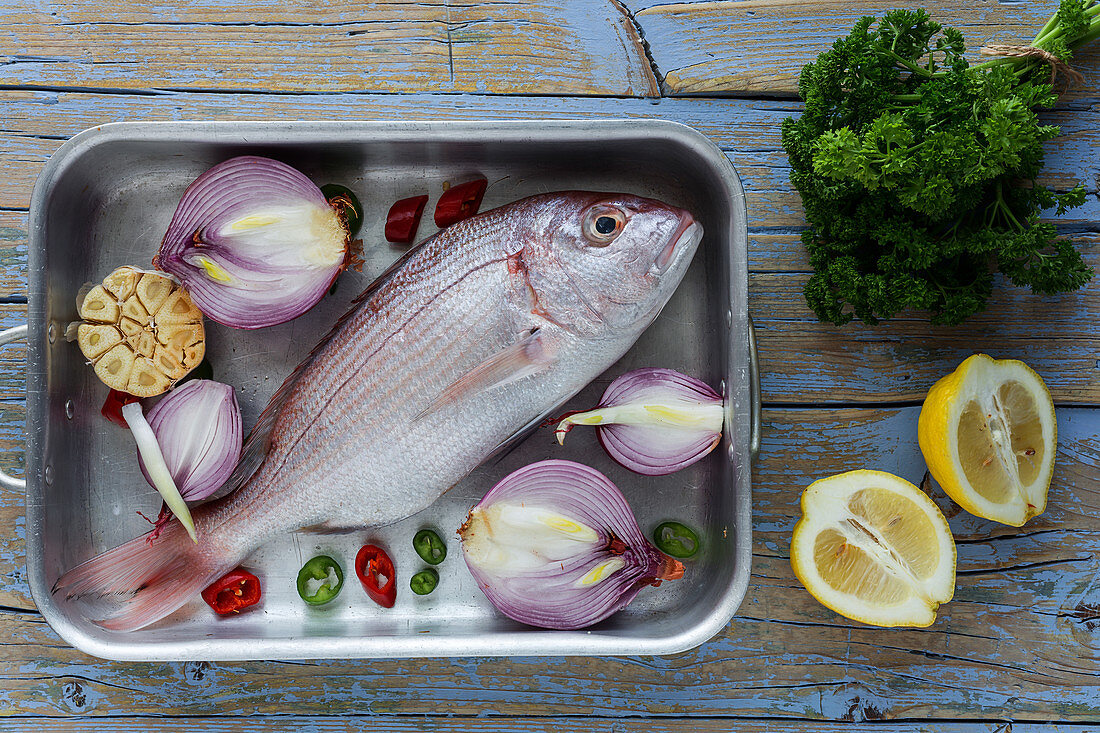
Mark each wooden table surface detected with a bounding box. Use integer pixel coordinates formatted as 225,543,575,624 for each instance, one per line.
1,0,1099,730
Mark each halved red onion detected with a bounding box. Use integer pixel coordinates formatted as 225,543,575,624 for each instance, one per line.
122,401,196,543
459,460,683,630
136,379,242,503
154,156,348,329
556,368,724,476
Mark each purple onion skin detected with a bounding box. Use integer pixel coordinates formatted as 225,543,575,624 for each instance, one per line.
567,368,724,476
154,156,346,329
460,460,682,630
137,379,242,502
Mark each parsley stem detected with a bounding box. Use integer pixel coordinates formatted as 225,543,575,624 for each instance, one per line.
883,48,934,77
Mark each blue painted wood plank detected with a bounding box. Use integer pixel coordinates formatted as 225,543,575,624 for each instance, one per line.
633,0,1100,99
0,1,657,96
0,717,1089,732
0,407,1096,720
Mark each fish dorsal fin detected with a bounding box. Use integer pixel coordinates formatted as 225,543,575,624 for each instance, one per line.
210,239,445,500
416,328,554,420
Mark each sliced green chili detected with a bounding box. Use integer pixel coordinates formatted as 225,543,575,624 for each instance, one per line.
653,521,700,559
413,528,447,565
410,568,439,596
296,554,344,605
321,183,364,236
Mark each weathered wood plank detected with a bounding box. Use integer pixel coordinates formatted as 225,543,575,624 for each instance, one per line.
635,0,1100,97
749,262,1100,404
0,717,1084,732
0,209,28,297
1,91,1095,256
0,306,27,402
2,258,1097,410
0,0,657,96
2,90,1095,221
0,406,1096,720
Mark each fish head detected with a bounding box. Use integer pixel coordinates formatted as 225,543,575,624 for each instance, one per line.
520,192,703,334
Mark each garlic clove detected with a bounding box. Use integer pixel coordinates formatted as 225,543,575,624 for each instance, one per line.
156,322,202,348
78,286,120,324
102,266,139,300
77,324,122,360
131,330,157,359
136,272,173,314
94,344,136,391
127,359,172,397
118,317,143,338
154,289,205,326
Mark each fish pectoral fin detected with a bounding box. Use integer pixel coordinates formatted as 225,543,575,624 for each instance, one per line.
416,328,553,420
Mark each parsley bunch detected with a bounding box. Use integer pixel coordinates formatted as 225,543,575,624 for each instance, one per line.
782,2,1098,325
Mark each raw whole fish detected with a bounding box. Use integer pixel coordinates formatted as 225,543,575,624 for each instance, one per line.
55,191,704,630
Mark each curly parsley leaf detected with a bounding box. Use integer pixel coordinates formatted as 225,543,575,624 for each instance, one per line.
783,6,1096,325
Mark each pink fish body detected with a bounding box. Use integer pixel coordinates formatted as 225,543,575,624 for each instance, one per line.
56,191,704,630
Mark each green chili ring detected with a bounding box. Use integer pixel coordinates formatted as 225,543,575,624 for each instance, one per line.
410,568,439,596
653,521,700,559
413,528,447,565
296,554,345,605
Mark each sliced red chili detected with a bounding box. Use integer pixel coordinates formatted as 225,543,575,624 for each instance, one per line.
201,569,262,615
434,178,487,227
385,194,429,244
355,544,396,608
101,389,141,428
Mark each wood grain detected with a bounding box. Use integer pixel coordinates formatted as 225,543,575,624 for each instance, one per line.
0,210,27,298
0,0,657,96
635,0,1100,96
4,93,1098,221
0,405,1096,719
0,718,1086,732
3,0,1100,723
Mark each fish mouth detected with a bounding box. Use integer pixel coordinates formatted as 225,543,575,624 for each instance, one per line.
654,214,703,274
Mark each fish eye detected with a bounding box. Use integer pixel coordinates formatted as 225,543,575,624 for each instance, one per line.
582,206,627,246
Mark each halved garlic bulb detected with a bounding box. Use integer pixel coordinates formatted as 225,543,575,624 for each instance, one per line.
76,266,205,397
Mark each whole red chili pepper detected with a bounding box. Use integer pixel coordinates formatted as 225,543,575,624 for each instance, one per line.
101,389,141,428
201,569,262,615
385,194,429,244
355,544,396,608
434,178,487,227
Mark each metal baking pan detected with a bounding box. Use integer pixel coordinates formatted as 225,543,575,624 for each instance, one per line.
16,120,754,661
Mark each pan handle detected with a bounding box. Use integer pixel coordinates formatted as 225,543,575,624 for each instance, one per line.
748,316,761,460
0,324,27,491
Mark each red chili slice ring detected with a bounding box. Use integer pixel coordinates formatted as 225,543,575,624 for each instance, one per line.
101,389,141,427
385,194,429,244
355,544,397,608
201,569,262,615
434,179,487,227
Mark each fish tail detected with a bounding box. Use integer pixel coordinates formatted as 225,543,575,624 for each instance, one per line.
52,519,237,631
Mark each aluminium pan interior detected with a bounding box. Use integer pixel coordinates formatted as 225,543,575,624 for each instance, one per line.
24,120,752,661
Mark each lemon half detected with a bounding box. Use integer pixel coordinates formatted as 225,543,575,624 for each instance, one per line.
918,354,1056,527
791,470,956,627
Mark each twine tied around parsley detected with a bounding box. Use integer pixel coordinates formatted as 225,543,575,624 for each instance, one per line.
979,44,1086,86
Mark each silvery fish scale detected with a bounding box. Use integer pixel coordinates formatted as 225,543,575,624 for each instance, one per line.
21,120,754,661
